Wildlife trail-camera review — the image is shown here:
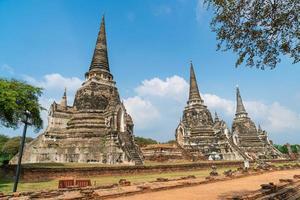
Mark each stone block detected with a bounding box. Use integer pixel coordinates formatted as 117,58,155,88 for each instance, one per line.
156,177,169,182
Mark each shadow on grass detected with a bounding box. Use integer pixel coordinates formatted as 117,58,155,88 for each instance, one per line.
0,178,14,194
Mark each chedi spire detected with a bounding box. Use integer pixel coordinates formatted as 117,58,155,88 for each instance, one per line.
188,61,203,104
90,15,110,72
235,86,248,118
60,87,67,108
214,111,220,122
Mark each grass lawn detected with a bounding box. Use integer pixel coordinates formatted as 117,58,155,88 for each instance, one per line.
272,161,298,167
0,167,235,194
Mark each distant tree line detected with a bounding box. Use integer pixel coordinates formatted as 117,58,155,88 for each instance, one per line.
134,136,178,147
274,144,300,154
0,134,33,165
134,136,158,147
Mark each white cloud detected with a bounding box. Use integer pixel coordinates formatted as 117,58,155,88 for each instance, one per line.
21,73,83,128
38,96,56,128
23,73,83,92
127,75,300,141
135,75,189,102
246,102,300,133
123,96,160,129
204,95,300,134
203,93,235,115
13,72,300,142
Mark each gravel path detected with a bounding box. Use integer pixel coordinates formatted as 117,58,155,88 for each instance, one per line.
114,169,300,200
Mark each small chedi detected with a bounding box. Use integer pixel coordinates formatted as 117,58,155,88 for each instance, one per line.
176,63,283,161
11,16,143,165
232,88,283,160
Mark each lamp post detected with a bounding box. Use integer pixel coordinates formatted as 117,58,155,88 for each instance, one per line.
13,110,31,192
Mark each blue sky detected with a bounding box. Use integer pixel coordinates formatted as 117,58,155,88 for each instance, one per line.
0,0,300,144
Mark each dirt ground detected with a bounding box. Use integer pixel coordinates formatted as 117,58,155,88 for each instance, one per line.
114,169,300,200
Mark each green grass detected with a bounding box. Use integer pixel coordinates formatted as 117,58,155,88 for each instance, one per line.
0,167,235,194
272,161,299,167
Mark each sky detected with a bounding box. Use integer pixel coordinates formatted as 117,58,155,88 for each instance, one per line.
0,0,300,144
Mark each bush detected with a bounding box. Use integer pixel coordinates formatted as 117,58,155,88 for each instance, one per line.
0,134,9,151
274,144,288,154
2,136,33,156
0,135,33,165
291,145,300,153
134,136,158,147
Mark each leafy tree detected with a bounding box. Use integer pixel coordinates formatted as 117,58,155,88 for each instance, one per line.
0,79,44,131
291,144,300,153
205,0,300,69
274,144,288,154
1,136,33,156
134,136,158,147
0,134,9,150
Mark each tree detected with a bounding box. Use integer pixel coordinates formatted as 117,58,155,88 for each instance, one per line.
205,0,300,69
134,136,158,147
291,144,300,153
273,144,288,154
1,136,33,156
0,79,44,131
0,134,9,150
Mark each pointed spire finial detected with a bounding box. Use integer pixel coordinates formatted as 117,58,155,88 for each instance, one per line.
235,86,247,118
63,87,67,98
214,111,220,122
188,62,203,104
60,87,67,108
89,15,110,72
258,124,262,132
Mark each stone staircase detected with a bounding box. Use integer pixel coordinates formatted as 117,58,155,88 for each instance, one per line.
225,137,249,160
175,142,200,161
118,132,143,165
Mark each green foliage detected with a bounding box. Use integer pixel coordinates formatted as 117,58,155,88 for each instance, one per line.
0,78,44,131
1,136,33,156
0,134,10,165
0,135,33,165
291,144,300,153
134,136,158,147
274,144,288,154
0,134,9,150
204,0,300,69
165,140,176,144
0,152,12,165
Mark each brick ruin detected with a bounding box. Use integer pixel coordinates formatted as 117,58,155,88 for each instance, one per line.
141,144,184,161
10,16,143,165
175,62,284,161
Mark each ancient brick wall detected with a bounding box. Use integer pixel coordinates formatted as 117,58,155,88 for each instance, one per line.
0,159,290,182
